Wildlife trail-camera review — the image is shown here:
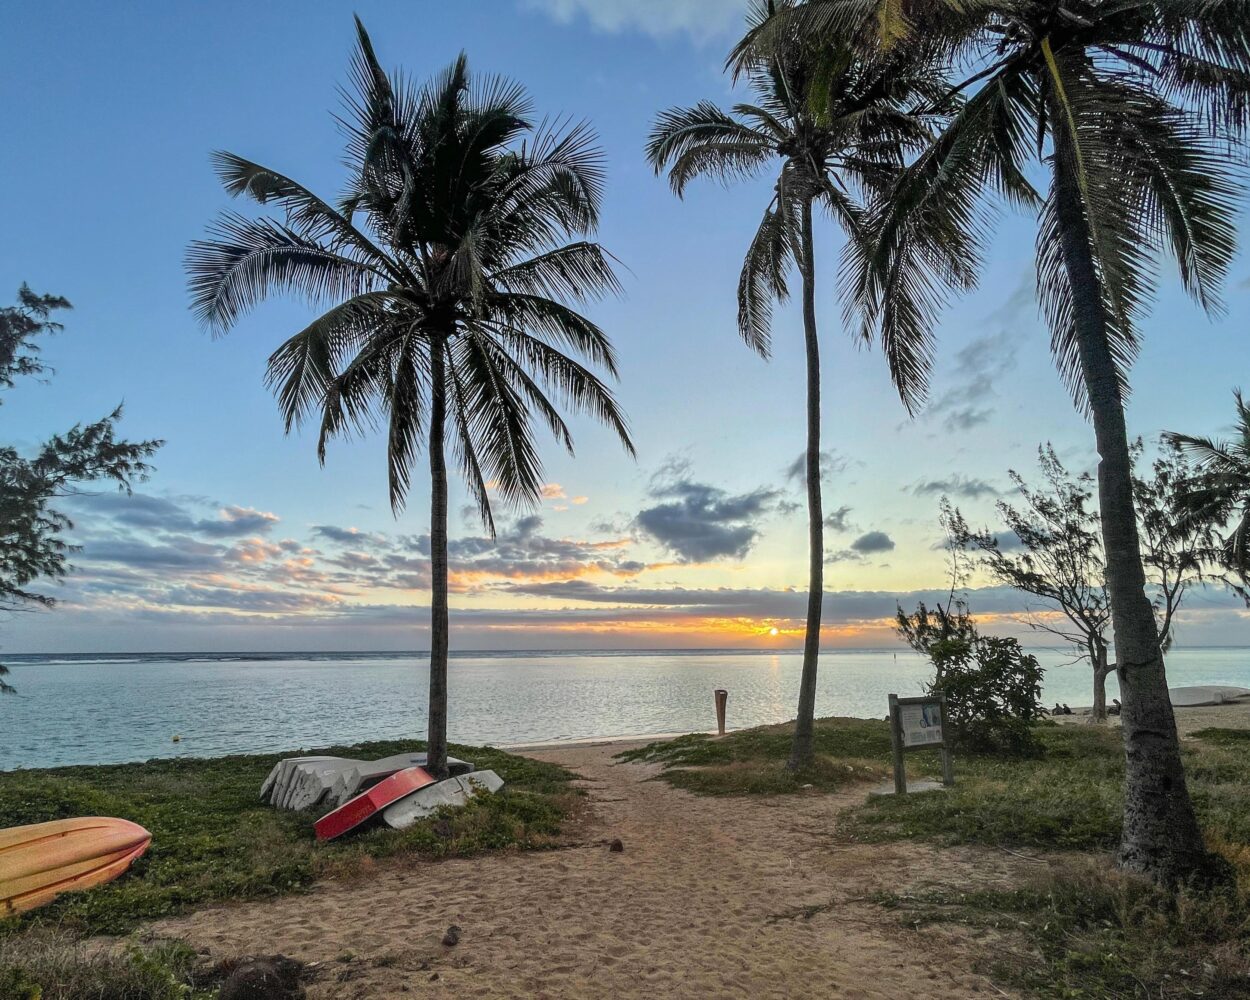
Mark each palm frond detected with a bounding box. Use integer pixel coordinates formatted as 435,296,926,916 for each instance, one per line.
845,71,1034,410
448,332,545,507
186,213,382,333
487,292,621,377
263,291,409,431
646,103,776,196
482,324,635,458
490,242,623,303
444,356,497,535
382,334,428,512
737,199,795,358
210,152,402,277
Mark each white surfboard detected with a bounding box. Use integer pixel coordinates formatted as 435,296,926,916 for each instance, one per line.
382,770,505,830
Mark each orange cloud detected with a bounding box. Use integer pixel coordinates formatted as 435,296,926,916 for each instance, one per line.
226,538,284,564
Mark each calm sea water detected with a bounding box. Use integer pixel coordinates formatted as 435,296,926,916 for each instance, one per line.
1,647,1248,770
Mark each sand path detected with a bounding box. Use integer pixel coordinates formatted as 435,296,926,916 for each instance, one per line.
156,742,1031,998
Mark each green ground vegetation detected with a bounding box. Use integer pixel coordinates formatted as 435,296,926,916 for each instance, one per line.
0,934,212,1000
0,740,578,938
618,716,906,795
625,719,1250,998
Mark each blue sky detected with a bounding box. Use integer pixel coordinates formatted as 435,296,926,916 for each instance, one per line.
2,0,1247,652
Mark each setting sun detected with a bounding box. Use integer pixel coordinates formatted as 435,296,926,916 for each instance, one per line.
769,627,779,637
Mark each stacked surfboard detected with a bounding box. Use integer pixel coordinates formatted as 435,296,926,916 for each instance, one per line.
260,752,474,811
261,752,505,842
311,766,505,841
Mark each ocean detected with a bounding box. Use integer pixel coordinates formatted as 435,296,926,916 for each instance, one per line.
2,647,1248,770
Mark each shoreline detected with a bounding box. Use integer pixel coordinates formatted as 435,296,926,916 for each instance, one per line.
497,729,716,752
1052,700,1250,737
9,702,1250,773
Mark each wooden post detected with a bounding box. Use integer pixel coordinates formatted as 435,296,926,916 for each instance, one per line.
888,693,906,794
714,689,728,736
939,694,954,786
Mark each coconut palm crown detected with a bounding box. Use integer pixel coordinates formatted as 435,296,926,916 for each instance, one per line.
187,20,634,775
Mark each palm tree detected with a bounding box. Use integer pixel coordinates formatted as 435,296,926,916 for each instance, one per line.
1168,390,1250,597
743,1,1249,883
187,20,633,777
647,0,943,770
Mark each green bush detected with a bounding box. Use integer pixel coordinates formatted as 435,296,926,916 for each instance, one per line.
896,599,1044,754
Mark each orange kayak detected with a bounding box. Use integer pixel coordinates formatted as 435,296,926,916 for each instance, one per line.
0,817,151,916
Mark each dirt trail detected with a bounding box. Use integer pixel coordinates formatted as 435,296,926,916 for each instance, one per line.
156,742,1035,998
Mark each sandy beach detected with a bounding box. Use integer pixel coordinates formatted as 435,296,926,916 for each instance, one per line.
1054,700,1250,738
151,739,1044,999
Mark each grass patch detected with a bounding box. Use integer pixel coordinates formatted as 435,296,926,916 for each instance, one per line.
876,863,1250,998
619,717,903,795
1191,727,1250,748
0,932,211,1000
0,739,578,936
848,723,1126,851
626,719,1250,857
625,717,1250,997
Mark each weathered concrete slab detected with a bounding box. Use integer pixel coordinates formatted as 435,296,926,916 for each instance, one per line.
382,770,505,830
868,779,948,796
1170,686,1250,708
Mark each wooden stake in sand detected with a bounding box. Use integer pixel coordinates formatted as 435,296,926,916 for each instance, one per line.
714,689,728,735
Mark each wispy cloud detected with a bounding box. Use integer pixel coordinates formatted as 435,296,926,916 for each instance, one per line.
911,475,999,500
924,270,1036,432
784,450,850,484
520,0,744,43
55,493,650,619
824,506,854,533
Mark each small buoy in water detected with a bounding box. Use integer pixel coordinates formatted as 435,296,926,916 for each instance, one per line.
172,735,181,743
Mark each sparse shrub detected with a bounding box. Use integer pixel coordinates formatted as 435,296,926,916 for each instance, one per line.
896,599,1044,754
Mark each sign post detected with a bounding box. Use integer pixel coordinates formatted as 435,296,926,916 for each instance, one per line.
887,693,954,794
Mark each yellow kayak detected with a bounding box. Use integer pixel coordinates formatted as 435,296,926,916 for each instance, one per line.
0,817,151,916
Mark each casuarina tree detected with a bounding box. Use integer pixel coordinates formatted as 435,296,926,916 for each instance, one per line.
0,287,161,693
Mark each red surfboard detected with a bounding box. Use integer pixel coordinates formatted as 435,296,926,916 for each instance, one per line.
314,766,437,841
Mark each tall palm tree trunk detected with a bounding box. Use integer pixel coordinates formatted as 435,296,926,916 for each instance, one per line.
427,336,450,780
788,196,824,772
1052,122,1207,882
